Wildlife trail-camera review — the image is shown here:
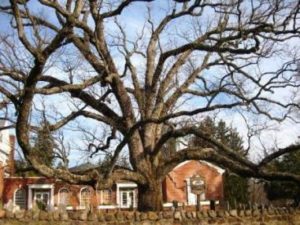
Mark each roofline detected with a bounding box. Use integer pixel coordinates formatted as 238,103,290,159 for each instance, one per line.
174,160,225,174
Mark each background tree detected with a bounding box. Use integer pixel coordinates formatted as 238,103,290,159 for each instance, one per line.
190,117,249,208
0,0,300,211
32,121,56,167
265,147,300,207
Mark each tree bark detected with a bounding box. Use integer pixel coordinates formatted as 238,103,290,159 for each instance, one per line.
137,180,163,211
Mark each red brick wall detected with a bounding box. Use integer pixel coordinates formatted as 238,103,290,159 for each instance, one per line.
3,178,119,209
7,135,15,176
3,161,224,209
163,160,224,204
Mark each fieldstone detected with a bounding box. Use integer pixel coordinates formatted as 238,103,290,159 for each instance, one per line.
148,211,158,221
238,210,245,217
163,211,173,219
22,210,32,220
208,210,216,218
5,200,14,212
39,211,49,220
87,211,97,221
185,211,194,219
52,210,60,220
32,209,40,220
104,212,115,221
14,210,25,220
60,211,69,221
174,211,182,221
196,211,202,220
245,210,252,216
125,211,135,220
0,209,5,218
135,211,141,221
116,212,124,221
79,211,88,221
229,209,238,217
158,211,164,219
68,211,78,220
216,210,225,217
252,209,260,216
278,208,286,214
201,210,208,218
191,211,197,219
5,210,14,219
141,221,152,225
97,212,105,222
140,212,148,220
224,211,230,217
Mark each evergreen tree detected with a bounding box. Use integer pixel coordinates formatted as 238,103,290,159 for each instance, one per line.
191,117,249,208
265,148,300,206
33,121,56,167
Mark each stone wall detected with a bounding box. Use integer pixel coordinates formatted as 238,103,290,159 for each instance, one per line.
0,208,299,225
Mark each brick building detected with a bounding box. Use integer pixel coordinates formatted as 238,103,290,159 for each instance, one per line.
1,160,224,211
0,123,224,211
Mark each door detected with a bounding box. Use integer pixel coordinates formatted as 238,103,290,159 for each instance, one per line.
120,189,135,208
34,191,50,209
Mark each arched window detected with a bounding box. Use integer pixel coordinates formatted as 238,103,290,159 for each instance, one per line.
80,187,91,207
14,188,26,209
58,188,69,206
102,189,112,205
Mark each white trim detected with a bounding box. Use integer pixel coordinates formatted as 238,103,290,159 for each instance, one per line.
163,201,220,207
173,160,225,175
116,182,137,208
27,184,54,209
119,189,136,208
163,202,173,207
97,205,118,209
79,186,91,207
58,187,69,206
116,182,137,206
199,161,225,174
13,188,26,209
28,184,53,189
116,183,137,188
173,161,190,169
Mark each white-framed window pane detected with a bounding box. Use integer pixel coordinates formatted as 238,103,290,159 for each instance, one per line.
15,188,26,209
59,189,69,205
102,189,112,205
81,188,91,207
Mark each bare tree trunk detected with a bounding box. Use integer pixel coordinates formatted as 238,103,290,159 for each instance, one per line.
138,180,163,211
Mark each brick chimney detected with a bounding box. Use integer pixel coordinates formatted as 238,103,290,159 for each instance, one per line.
0,162,4,203
8,135,15,176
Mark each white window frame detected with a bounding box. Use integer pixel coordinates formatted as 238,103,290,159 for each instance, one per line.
79,187,91,209
27,184,54,209
116,183,137,208
58,188,70,206
14,188,26,209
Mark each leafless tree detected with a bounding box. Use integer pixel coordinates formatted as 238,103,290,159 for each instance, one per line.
0,0,300,211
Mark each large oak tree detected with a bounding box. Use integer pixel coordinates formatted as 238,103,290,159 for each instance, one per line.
0,0,300,211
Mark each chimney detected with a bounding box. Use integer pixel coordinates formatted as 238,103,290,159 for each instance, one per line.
8,135,15,176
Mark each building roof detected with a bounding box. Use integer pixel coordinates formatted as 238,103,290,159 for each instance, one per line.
69,162,99,173
0,120,5,127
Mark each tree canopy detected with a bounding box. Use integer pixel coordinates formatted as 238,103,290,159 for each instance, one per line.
0,0,300,211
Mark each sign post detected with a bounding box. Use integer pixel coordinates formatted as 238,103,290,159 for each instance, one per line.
190,174,205,211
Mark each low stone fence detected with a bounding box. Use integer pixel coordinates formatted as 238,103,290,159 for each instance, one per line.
0,208,299,225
